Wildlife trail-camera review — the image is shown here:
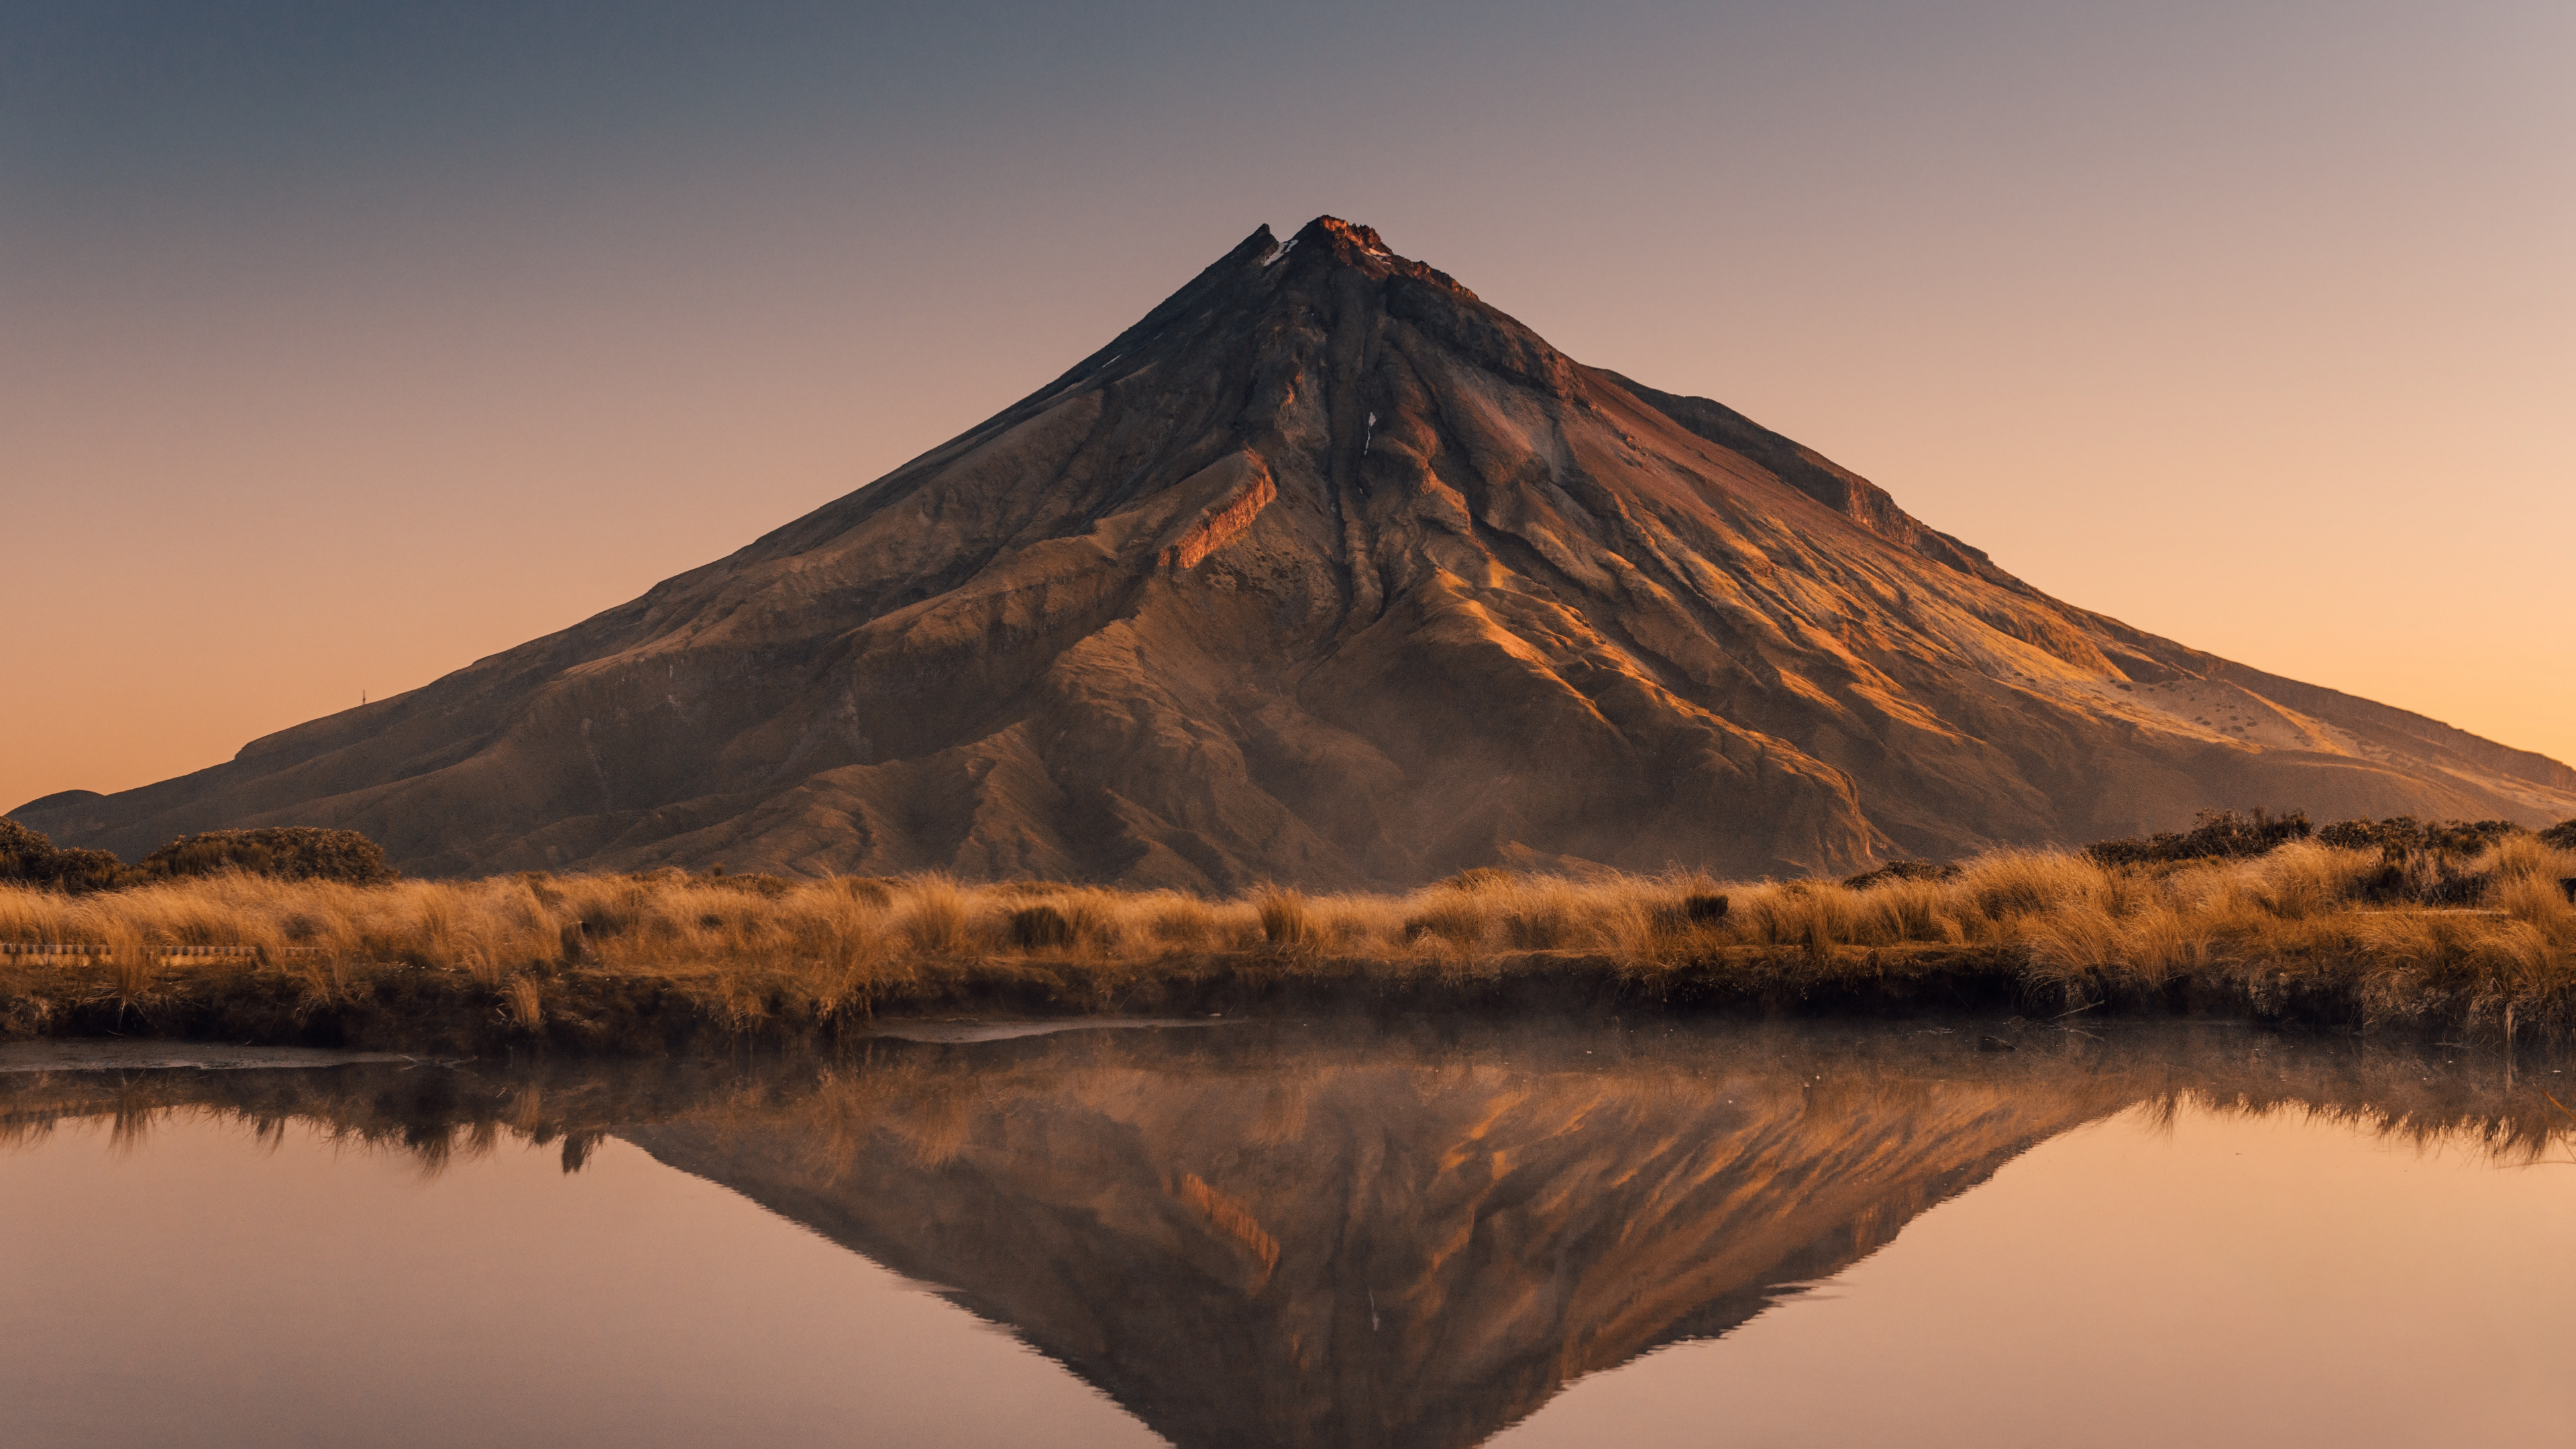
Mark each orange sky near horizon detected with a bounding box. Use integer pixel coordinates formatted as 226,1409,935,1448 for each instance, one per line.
4,0,2570,821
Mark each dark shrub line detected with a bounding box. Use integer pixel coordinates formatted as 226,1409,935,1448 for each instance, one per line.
0,820,394,894
6,808,2572,909
1844,861,1962,890
2083,808,2315,867
2083,808,2575,908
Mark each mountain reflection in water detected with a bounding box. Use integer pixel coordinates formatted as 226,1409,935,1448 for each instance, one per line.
3,1020,2565,1449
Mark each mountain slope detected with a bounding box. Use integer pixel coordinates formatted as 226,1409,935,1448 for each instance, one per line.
18,217,2573,885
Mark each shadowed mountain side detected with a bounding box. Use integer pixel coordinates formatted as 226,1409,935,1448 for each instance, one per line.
21,218,2573,884
617,1028,2133,1449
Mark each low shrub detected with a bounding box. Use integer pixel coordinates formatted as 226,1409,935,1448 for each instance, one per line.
0,820,53,882
2086,809,2311,867
1843,861,1959,890
2353,853,2493,907
698,872,798,898
2318,816,2522,856
2304,816,2537,907
0,820,136,894
137,828,395,887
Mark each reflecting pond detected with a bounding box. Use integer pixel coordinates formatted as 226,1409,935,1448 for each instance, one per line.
4,1019,2571,1448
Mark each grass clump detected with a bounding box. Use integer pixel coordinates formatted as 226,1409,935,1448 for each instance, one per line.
1256,888,1316,949
1009,904,1076,950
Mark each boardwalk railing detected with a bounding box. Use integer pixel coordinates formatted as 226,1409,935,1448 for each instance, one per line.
0,943,332,961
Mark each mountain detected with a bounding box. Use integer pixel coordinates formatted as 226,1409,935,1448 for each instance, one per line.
620,1022,2129,1449
17,217,2573,886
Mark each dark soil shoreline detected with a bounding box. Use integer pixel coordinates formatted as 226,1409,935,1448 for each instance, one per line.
3,942,2546,1058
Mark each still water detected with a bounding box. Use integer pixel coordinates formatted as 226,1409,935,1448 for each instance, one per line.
3,1020,2570,1448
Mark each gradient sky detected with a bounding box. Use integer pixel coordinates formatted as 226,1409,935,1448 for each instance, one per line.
5,0,2570,815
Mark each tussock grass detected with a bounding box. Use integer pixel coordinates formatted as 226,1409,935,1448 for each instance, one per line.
1,839,2572,1051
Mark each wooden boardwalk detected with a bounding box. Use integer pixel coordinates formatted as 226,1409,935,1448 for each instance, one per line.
0,943,330,961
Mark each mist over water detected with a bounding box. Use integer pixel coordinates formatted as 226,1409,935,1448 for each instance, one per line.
3,1019,2570,1447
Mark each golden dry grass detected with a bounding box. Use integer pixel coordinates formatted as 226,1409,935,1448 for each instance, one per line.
1,840,2570,1047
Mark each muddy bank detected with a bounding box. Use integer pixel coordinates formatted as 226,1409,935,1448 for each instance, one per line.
2,939,2557,1056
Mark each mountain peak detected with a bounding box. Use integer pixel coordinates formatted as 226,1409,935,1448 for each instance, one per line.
1238,215,1478,299
1288,214,1391,258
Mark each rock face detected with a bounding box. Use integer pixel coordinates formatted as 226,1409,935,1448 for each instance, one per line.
17,217,2574,885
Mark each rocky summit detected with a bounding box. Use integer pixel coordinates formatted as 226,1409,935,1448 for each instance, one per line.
19,218,2575,886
